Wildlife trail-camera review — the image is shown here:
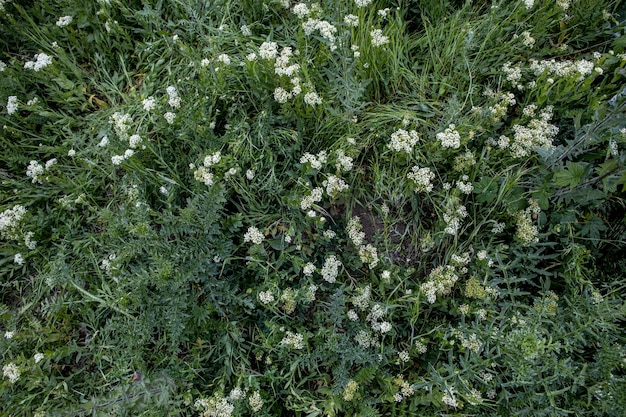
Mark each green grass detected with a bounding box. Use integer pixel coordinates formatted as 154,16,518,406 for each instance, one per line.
1,0,626,416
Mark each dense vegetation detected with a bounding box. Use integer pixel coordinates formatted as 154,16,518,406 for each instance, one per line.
1,0,625,415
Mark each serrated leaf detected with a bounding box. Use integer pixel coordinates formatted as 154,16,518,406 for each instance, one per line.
554,162,588,190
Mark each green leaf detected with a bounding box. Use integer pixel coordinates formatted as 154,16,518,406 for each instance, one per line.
553,162,588,190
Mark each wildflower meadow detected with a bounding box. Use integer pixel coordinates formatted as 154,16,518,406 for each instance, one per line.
1,0,626,415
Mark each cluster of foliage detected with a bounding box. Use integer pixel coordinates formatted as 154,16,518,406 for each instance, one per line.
1,0,625,415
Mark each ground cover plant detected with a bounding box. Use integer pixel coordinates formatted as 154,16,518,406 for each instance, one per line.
1,0,626,415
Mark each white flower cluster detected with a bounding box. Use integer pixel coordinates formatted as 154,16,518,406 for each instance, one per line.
489,91,516,120
529,58,595,81
26,160,44,183
300,187,323,210
110,112,133,141
343,380,359,401
259,41,278,60
510,107,558,158
193,151,221,186
322,174,348,197
6,96,18,115
443,205,468,235
259,290,275,304
355,0,373,8
100,253,117,275
56,15,73,27
194,394,234,417
456,175,473,194
164,112,176,124
523,0,534,10
248,391,264,412
280,330,304,349
166,86,181,108
442,389,459,408
111,149,135,165
321,254,341,283
367,304,391,333
244,226,265,245
2,363,20,384
0,61,6,71
370,29,389,47
359,244,379,269
344,14,358,27
345,217,378,268
216,53,231,66
407,165,435,193
24,53,53,71
292,3,309,18
420,265,460,304
34,353,44,363
142,96,156,111
346,216,365,246
437,124,461,149
388,129,419,153
514,199,541,245
335,150,353,172
352,285,371,311
303,91,322,106
303,19,338,49
300,150,327,169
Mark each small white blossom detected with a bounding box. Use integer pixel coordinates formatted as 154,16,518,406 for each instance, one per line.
321,255,341,283
246,169,255,180
13,253,24,265
303,91,322,106
142,96,157,111
2,363,20,384
56,15,73,28
6,96,18,115
370,29,389,47
437,124,461,149
24,53,53,71
259,291,275,304
344,14,358,27
4,331,14,339
34,353,44,363
244,226,265,245
164,112,176,124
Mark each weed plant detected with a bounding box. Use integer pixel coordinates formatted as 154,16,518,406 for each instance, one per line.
1,0,625,416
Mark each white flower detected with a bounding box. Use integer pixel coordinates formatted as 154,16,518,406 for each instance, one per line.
67,149,76,156
407,166,435,193
273,87,292,103
111,155,125,165
347,310,359,321
13,253,24,265
344,14,358,27
4,330,14,339
164,112,176,124
34,353,45,363
304,91,322,106
388,129,419,153
6,96,18,115
56,16,73,28
259,291,275,304
129,134,142,148
98,136,109,147
216,54,231,65
24,53,53,71
523,0,534,11
246,169,255,180
248,391,264,412
26,160,44,183
2,363,20,384
259,41,278,60
303,262,316,276
437,124,461,149
355,0,373,7
244,226,265,245
142,96,157,111
370,29,389,47
321,255,341,283
0,61,6,72
280,331,304,349
292,3,309,18
246,52,257,61
240,24,252,36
